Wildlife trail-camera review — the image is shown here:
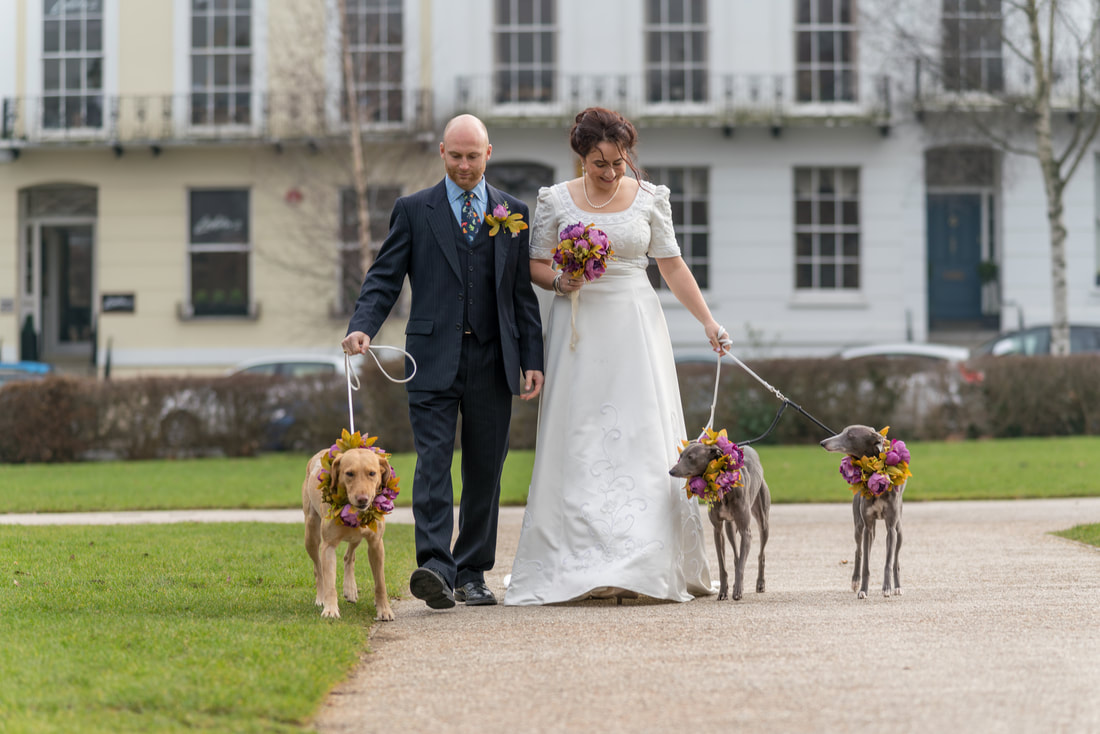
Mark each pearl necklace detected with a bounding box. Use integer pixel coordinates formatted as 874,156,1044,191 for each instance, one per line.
582,174,623,209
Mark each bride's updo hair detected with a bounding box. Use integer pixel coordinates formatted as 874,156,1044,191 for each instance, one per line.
569,107,642,179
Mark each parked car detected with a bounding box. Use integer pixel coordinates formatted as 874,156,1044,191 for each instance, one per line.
158,354,364,453
0,361,53,388
973,324,1100,356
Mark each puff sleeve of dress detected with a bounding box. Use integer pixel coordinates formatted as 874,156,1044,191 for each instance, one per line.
528,186,560,260
646,184,681,259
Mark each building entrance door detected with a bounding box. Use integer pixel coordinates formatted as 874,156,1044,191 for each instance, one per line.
38,223,95,361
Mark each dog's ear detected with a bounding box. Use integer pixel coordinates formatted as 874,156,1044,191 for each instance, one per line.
331,453,344,491
377,456,392,489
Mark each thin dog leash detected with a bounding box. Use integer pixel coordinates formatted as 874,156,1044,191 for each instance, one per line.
699,326,835,446
343,345,417,435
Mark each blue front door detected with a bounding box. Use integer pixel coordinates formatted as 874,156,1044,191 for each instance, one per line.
927,193,982,327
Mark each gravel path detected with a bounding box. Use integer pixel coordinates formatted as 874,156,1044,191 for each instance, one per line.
6,499,1099,733
312,498,1100,734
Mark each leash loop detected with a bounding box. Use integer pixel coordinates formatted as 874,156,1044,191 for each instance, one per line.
344,345,418,434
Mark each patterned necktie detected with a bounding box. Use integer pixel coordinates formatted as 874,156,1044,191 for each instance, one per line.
460,191,481,243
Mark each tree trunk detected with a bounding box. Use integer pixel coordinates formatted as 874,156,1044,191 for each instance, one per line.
1025,0,1071,355
337,0,372,273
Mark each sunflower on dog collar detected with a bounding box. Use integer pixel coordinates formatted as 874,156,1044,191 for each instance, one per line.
678,428,745,506
839,426,911,500
317,429,400,531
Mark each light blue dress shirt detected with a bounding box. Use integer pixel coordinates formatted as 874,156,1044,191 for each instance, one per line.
444,176,488,230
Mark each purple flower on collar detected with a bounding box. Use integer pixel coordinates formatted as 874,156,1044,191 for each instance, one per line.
839,456,863,484
867,472,890,496
339,504,361,527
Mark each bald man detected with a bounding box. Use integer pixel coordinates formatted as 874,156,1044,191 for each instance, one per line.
343,115,544,610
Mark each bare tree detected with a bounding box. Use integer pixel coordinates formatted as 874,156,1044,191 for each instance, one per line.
876,0,1100,354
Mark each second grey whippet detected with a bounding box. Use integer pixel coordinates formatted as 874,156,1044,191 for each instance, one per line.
820,425,905,599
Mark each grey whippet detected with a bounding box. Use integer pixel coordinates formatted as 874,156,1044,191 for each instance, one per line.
820,425,905,599
670,442,771,601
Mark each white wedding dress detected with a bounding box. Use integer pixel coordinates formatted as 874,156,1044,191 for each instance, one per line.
503,181,713,605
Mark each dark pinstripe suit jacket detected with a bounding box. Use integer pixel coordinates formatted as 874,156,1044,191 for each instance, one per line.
347,179,544,394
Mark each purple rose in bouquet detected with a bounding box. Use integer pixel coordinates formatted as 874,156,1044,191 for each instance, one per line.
373,494,395,514
892,440,910,463
717,470,741,489
867,472,891,496
688,476,708,499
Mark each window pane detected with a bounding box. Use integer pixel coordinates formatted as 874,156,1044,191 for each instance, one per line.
842,200,859,225
843,233,859,256
44,59,61,90
64,20,81,52
86,58,101,89
86,19,102,51
190,190,250,243
820,265,836,288
669,0,684,24
213,15,229,46
518,0,533,24
797,0,812,23
191,56,207,88
795,168,813,196
842,263,860,288
235,54,251,85
192,16,208,47
796,233,813,257
796,263,813,288
214,54,229,85
796,200,813,225
691,200,708,223
497,0,510,24
818,0,834,23
191,251,249,316
44,19,61,52
65,59,81,90
817,31,834,63
818,200,836,225
797,31,812,64
797,69,813,102
820,233,836,256
235,15,251,47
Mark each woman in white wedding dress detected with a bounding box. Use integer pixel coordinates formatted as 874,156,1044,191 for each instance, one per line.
503,108,725,605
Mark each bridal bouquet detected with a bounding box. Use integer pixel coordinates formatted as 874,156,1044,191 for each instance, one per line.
553,222,614,347
553,222,614,281
838,426,912,501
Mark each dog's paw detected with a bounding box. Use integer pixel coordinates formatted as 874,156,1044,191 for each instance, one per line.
376,607,395,622
893,587,903,596
321,607,341,619
315,596,324,607
851,581,859,592
756,580,765,593
857,590,868,599
732,590,743,601
717,590,728,601
344,588,359,603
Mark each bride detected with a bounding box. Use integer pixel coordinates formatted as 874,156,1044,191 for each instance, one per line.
503,107,726,605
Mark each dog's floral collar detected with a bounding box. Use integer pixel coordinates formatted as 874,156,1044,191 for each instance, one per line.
839,426,911,500
484,203,528,238
678,428,745,506
317,429,400,531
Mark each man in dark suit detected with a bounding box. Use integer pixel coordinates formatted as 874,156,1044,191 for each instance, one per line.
342,114,544,609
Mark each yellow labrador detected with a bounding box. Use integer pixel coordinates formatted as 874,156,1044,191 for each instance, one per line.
302,447,394,620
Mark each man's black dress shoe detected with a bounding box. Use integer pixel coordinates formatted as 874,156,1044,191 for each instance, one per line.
454,581,497,606
409,567,455,609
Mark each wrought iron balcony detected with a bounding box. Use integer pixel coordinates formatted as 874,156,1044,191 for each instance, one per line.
0,89,433,151
913,56,1091,116
450,72,893,132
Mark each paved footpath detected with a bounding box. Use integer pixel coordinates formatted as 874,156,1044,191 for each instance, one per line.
6,499,1100,734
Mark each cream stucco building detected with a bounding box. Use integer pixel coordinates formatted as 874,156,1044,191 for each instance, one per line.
3,0,1100,376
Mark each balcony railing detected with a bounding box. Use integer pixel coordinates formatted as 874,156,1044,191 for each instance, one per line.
450,73,892,131
0,89,433,149
913,57,1092,114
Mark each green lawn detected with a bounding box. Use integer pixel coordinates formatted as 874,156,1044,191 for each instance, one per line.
3,435,1100,513
1053,523,1100,548
0,522,418,734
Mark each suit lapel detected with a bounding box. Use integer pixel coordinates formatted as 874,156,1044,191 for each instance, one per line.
487,186,509,289
426,180,463,281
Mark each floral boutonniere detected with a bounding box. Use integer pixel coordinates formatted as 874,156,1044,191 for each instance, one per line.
485,203,528,238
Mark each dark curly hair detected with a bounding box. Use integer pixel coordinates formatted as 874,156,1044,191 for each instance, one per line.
569,107,642,179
